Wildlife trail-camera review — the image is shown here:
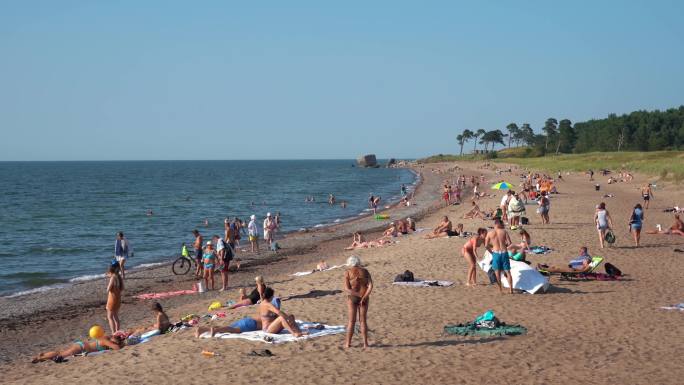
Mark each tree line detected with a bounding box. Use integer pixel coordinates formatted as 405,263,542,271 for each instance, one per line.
457,105,684,156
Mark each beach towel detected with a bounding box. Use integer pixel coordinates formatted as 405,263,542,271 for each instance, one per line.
135,289,196,300
478,251,550,294
443,322,527,337
660,303,684,311
291,265,343,277
200,321,345,344
392,280,454,287
529,246,552,254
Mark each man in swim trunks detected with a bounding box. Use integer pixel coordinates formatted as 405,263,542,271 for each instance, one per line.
192,229,203,277
485,220,513,294
641,184,654,209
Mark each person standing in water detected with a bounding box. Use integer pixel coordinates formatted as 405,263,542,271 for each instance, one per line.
485,220,513,294
641,184,654,209
114,232,132,279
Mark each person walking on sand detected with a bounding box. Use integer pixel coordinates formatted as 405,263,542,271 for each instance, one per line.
192,229,203,277
114,232,132,279
106,264,124,333
462,228,487,287
629,203,644,247
485,220,513,294
248,214,259,252
538,191,550,225
263,213,276,247
641,184,654,209
344,255,373,348
594,202,614,249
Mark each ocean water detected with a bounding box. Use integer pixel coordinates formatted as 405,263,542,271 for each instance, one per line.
0,160,415,296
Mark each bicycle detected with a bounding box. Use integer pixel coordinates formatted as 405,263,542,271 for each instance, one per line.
172,253,197,275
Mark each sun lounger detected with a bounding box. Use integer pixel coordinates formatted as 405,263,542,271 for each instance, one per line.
538,257,604,280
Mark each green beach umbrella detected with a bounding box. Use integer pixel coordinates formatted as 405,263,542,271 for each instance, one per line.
491,181,513,190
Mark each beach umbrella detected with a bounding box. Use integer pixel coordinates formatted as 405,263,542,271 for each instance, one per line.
491,181,513,190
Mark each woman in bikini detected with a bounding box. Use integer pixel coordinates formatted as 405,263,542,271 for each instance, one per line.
343,255,373,348
106,264,123,334
32,335,123,363
462,228,487,287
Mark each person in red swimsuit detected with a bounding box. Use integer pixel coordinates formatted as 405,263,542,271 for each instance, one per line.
461,228,488,287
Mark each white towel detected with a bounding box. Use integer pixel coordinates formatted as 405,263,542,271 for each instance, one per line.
661,303,684,311
291,265,343,277
392,280,454,287
200,321,345,344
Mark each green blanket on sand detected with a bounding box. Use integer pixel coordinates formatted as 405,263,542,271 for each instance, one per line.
443,322,527,337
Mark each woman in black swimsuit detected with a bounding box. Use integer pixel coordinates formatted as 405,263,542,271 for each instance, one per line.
228,276,267,309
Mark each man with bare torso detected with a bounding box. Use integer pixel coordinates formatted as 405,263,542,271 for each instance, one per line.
641,184,654,209
485,219,513,293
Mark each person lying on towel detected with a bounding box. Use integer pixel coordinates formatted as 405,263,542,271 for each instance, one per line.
537,247,592,273
195,287,303,338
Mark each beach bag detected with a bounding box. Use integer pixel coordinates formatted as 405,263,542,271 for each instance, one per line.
394,270,415,282
270,242,280,252
474,310,500,329
605,231,616,244
604,263,622,277
521,217,529,225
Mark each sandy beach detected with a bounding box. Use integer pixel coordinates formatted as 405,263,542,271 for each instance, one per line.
2,161,683,385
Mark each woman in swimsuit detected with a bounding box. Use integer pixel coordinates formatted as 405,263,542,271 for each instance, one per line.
228,276,267,309
461,228,487,287
629,203,644,247
258,288,302,336
106,264,124,334
343,255,373,348
202,242,216,290
32,335,123,363
594,202,614,248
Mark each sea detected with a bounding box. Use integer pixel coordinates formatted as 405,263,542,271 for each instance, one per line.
0,160,416,297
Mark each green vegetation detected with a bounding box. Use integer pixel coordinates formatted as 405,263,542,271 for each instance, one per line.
493,151,684,182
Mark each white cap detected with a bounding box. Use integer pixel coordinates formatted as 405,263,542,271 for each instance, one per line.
250,214,256,220
267,212,272,217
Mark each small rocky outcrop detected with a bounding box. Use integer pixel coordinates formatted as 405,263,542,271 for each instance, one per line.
356,154,379,168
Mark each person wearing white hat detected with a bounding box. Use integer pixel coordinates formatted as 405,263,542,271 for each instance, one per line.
248,214,259,252
263,213,276,247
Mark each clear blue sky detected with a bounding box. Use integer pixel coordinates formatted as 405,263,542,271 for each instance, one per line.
1,1,683,161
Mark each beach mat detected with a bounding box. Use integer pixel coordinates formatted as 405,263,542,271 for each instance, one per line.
200,321,345,344
392,280,454,287
661,303,684,311
291,265,343,277
444,322,527,337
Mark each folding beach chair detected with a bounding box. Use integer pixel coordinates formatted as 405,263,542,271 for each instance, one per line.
538,256,604,280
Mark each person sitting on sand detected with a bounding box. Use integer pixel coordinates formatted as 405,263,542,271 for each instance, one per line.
463,201,484,219
129,302,171,335
316,259,329,271
196,287,303,338
406,217,416,232
507,228,531,259
228,276,268,309
32,335,124,363
425,216,455,239
646,214,684,235
395,219,409,235
383,222,398,238
537,247,593,273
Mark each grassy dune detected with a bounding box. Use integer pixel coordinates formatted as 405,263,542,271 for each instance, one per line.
494,151,684,182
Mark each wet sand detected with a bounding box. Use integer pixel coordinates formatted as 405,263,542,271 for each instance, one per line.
2,161,683,385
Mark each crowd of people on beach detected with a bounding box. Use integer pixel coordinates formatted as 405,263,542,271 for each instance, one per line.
30,167,684,364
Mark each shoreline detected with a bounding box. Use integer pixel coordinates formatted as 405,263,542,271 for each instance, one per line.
1,167,421,299
0,163,442,363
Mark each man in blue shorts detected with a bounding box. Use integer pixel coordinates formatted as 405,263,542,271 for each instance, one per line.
485,220,513,294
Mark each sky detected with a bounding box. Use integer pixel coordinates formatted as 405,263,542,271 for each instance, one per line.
1,1,683,161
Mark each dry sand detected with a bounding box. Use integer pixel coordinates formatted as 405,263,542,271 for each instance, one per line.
2,161,683,385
